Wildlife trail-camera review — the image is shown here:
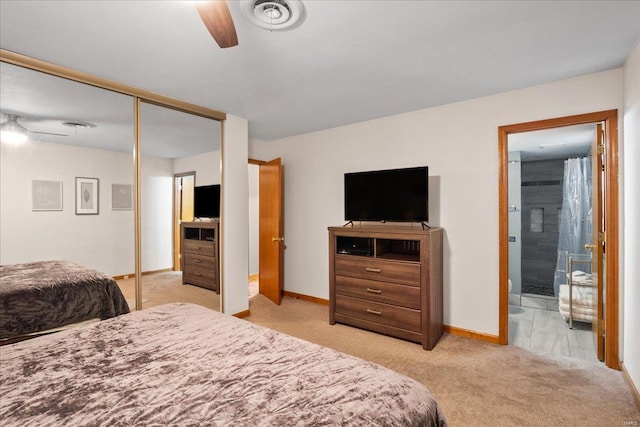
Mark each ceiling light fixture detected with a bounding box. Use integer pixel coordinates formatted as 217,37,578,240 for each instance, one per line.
241,0,305,31
538,143,567,149
62,121,91,129
0,114,29,144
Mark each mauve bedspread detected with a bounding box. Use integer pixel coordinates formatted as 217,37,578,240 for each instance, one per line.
0,260,130,340
0,303,447,426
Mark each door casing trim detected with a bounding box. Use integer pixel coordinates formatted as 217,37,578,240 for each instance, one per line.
498,109,619,370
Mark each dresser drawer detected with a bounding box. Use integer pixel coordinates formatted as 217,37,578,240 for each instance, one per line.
184,253,215,269
335,256,420,286
184,265,216,284
183,239,215,256
335,295,421,333
335,275,420,309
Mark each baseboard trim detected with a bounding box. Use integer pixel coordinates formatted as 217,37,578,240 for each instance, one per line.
113,268,173,281
233,309,251,318
278,291,500,344
443,325,501,345
283,291,329,306
621,362,640,410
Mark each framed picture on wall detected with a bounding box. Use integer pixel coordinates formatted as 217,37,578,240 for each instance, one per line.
32,180,63,211
111,183,133,210
75,177,99,215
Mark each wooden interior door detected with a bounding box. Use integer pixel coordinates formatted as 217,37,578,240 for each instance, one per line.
259,158,284,305
173,174,195,271
590,123,605,361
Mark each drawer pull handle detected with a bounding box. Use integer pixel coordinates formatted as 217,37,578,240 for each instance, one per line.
366,288,382,294
195,272,202,276
195,259,201,263
365,268,382,273
193,246,200,250
366,309,382,316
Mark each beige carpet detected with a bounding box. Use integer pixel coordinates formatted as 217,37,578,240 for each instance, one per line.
249,274,259,298
245,294,639,427
117,271,220,312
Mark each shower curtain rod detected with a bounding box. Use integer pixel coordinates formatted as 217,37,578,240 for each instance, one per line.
565,155,591,160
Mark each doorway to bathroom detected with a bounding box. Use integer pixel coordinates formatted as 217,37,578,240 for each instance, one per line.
507,124,597,361
498,110,619,370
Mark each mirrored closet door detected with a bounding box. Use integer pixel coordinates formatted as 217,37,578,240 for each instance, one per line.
0,61,136,308
139,101,222,311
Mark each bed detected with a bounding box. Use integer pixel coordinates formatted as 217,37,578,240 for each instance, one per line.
0,303,447,426
0,260,130,341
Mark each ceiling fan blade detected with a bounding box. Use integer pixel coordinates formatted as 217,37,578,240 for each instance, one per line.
29,130,69,137
196,1,239,49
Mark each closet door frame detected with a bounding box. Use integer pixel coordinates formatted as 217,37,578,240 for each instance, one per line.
0,49,226,313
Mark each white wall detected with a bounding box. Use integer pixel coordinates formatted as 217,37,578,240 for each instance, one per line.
623,42,640,396
0,140,174,276
249,68,623,336
173,150,221,186
0,140,134,276
248,163,259,275
221,115,249,315
141,155,174,272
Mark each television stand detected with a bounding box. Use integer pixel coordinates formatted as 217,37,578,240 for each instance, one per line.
329,225,443,350
181,221,220,293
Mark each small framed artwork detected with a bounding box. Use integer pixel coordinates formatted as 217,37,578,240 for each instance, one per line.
112,184,133,210
75,177,99,215
32,180,63,211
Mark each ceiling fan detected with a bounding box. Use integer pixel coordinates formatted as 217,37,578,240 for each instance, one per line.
1,114,69,144
195,0,305,49
195,1,238,49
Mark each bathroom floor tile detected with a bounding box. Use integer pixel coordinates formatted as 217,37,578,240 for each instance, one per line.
509,305,534,321
532,308,566,332
508,302,596,363
567,327,596,350
569,345,598,362
509,318,532,349
521,295,549,310
530,329,570,357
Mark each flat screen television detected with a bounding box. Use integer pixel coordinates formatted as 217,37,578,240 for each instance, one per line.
193,184,220,219
344,166,428,222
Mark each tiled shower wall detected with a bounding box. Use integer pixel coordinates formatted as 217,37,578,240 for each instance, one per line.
521,159,564,296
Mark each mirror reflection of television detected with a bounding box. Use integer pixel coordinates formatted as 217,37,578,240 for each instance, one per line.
194,184,220,219
344,166,428,222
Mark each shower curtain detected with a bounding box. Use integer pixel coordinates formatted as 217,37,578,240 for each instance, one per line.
553,156,592,297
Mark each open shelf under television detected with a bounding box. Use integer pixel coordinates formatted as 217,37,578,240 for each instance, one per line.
335,234,421,263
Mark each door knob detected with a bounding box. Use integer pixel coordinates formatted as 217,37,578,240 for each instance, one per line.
272,237,284,242
585,243,597,250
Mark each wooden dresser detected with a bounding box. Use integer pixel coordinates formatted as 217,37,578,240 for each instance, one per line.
328,226,443,350
181,221,219,293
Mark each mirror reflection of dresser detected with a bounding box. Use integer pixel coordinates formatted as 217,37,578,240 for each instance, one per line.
181,221,220,293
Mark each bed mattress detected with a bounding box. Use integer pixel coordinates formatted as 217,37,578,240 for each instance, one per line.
0,303,447,426
0,260,129,340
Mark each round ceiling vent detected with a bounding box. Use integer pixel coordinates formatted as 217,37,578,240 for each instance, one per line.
240,0,305,31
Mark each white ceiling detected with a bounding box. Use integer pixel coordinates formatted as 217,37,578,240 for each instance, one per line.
0,61,220,157
0,1,639,142
509,123,596,162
